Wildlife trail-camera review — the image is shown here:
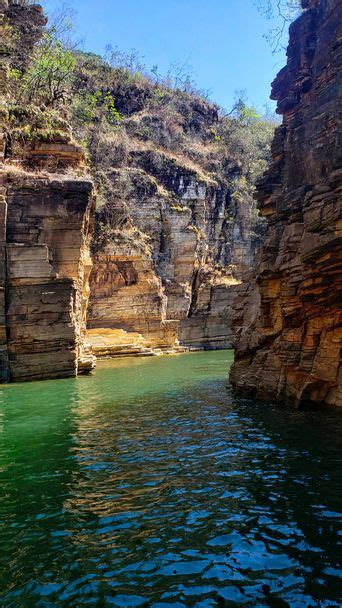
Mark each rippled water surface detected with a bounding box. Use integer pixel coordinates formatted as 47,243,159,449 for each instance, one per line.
0,350,341,607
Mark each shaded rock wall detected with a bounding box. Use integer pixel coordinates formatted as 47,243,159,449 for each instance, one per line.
230,0,342,407
0,168,9,381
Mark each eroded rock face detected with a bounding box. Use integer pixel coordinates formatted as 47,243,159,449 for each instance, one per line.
71,24,272,358
88,243,180,356
0,171,95,382
230,0,342,407
88,164,253,355
1,0,96,382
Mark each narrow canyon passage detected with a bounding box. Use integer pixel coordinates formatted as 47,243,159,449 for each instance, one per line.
1,1,341,606
0,351,341,607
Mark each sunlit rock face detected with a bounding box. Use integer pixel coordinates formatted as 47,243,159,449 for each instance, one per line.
230,0,342,407
88,243,181,357
0,172,95,382
0,1,95,382
88,166,253,356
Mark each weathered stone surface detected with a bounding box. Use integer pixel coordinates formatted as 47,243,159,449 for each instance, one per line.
1,0,270,371
25,143,85,169
179,269,241,350
89,166,252,355
230,0,342,407
88,243,182,356
0,172,95,381
0,171,9,381
1,1,46,71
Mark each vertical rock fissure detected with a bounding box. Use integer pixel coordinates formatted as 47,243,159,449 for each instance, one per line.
188,267,200,319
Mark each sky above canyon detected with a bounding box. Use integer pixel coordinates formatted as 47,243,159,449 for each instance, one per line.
41,0,290,113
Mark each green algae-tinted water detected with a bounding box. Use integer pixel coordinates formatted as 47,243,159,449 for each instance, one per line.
0,350,341,607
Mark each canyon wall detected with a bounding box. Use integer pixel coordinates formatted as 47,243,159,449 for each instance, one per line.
2,0,272,376
1,0,95,382
88,163,251,356
1,170,95,382
89,242,180,356
78,67,270,357
230,0,342,407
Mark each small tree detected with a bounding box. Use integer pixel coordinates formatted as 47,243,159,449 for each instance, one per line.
255,0,303,52
256,0,302,19
21,33,76,106
105,45,146,74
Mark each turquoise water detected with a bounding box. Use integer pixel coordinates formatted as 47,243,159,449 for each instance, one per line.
0,350,341,607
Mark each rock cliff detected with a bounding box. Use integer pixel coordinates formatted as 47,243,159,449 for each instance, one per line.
1,0,273,377
73,56,272,357
230,0,342,407
1,0,95,381
88,162,252,356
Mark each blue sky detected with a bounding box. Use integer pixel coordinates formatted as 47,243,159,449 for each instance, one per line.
42,0,289,113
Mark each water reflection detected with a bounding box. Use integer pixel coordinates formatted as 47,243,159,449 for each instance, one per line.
0,351,341,607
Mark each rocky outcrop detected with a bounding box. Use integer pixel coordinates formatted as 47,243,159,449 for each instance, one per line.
0,168,95,382
1,0,272,373
73,49,272,359
1,0,95,382
2,0,46,68
179,273,241,350
230,0,342,407
87,162,253,356
88,243,181,356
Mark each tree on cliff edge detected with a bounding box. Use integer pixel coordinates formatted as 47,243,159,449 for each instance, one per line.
255,0,302,51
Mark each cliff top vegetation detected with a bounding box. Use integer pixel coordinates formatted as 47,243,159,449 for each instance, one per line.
2,0,278,253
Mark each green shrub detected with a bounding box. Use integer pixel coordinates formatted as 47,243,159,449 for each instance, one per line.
20,34,76,106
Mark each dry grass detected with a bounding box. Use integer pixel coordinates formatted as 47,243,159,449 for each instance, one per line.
2,160,91,182
131,139,217,185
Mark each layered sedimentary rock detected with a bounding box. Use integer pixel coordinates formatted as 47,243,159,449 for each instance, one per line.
0,169,95,382
230,0,342,407
70,36,273,358
2,0,271,370
1,0,95,382
0,159,8,381
88,243,180,356
88,159,256,356
71,41,272,357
